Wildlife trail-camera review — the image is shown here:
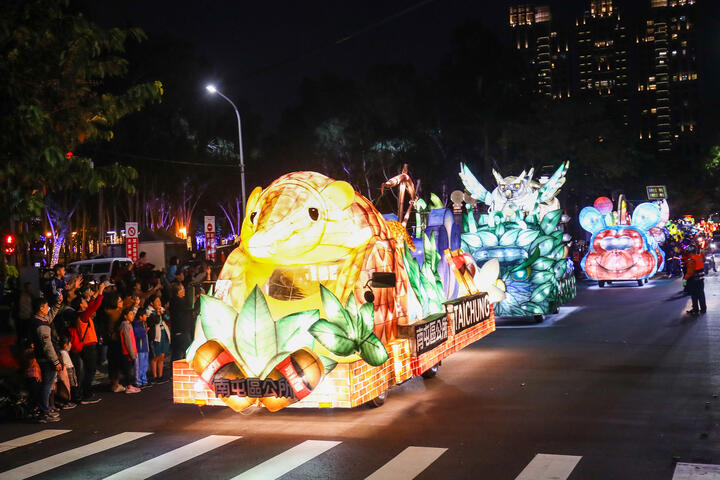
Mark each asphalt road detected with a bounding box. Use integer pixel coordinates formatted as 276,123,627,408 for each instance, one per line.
1,274,719,479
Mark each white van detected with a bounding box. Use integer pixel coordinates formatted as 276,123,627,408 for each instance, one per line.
67,257,133,283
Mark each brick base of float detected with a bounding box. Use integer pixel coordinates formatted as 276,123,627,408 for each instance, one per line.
173,306,494,409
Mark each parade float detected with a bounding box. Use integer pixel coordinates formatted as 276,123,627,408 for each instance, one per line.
579,196,665,287
173,171,504,412
457,163,576,320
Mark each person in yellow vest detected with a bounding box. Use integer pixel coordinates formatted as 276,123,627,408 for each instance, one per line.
684,244,706,315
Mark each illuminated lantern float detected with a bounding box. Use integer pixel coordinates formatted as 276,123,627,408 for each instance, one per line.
579,197,665,287
458,162,576,320
173,171,504,412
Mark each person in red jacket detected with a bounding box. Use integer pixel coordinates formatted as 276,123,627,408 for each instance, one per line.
70,282,105,403
684,245,706,315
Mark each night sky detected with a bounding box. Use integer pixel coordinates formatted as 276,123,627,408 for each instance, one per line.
89,0,719,127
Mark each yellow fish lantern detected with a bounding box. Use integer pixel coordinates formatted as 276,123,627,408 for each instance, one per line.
216,171,415,344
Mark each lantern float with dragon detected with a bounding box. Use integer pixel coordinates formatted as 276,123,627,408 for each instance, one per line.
173,170,504,412
579,197,665,287
457,162,576,320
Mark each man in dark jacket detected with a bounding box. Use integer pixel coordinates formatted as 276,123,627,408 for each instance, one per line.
169,282,193,361
32,294,64,423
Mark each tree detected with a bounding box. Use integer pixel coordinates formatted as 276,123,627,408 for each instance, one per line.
0,0,162,260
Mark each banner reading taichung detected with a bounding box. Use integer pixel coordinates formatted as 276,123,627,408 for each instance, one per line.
205,216,216,262
125,222,138,262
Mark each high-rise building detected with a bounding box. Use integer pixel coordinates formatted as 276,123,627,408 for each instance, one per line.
576,0,630,114
509,5,571,99
638,0,698,156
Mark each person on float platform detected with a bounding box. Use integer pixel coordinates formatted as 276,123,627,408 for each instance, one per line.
684,244,706,315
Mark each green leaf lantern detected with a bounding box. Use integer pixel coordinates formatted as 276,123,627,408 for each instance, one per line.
309,285,389,366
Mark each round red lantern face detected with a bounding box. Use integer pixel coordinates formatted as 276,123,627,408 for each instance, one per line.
583,228,656,280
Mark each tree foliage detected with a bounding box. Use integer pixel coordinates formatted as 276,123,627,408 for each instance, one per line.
0,0,162,233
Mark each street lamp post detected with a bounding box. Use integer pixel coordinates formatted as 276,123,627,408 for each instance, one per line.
206,85,247,221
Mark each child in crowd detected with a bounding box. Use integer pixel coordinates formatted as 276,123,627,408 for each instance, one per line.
132,308,150,388
56,337,78,409
118,308,140,393
147,295,170,383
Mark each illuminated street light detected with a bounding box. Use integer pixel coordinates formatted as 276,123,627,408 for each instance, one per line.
205,84,247,221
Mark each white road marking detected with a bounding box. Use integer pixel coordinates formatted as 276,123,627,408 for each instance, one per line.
230,440,341,480
0,432,151,480
673,462,720,479
365,446,447,480
514,453,582,480
0,430,71,453
104,434,239,479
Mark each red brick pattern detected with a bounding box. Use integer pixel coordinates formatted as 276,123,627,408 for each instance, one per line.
172,305,495,409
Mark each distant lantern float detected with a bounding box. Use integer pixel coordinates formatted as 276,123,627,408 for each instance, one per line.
580,197,665,287
457,162,576,320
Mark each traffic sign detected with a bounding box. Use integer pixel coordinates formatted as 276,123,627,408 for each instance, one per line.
125,222,139,262
646,185,667,200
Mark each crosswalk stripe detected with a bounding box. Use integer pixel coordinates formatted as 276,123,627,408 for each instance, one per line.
104,435,240,479
673,462,720,479
0,430,71,454
230,440,341,480
365,446,447,480
514,454,582,480
0,432,152,480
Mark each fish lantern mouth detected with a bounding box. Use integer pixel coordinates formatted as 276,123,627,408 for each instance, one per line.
599,236,634,251
598,250,635,273
474,247,528,267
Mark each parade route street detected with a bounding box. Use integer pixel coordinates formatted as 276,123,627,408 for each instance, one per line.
2,274,719,479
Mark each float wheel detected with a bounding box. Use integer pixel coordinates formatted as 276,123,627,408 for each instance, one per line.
421,364,439,379
598,281,606,287
369,390,388,408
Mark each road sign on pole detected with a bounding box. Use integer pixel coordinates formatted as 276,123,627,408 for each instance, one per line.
125,222,139,262
204,216,216,262
646,185,667,200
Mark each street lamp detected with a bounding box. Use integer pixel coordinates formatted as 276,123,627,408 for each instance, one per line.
205,84,247,221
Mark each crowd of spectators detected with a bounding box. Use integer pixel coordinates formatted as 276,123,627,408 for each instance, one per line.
13,254,215,423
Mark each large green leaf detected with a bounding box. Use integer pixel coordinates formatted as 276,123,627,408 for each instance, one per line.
530,235,556,257
423,232,439,273
402,243,428,306
499,228,520,246
549,243,566,261
476,230,499,247
530,283,554,304
199,294,237,345
275,310,319,354
233,286,275,368
517,229,541,248
309,320,355,356
530,270,554,285
532,256,555,272
319,284,355,339
521,302,545,314
319,355,338,375
541,210,563,234
357,302,375,340
358,335,389,366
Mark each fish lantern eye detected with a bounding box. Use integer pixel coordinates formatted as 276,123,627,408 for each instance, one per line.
500,185,506,190
308,207,319,221
511,267,531,281
514,183,520,188
250,212,257,224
